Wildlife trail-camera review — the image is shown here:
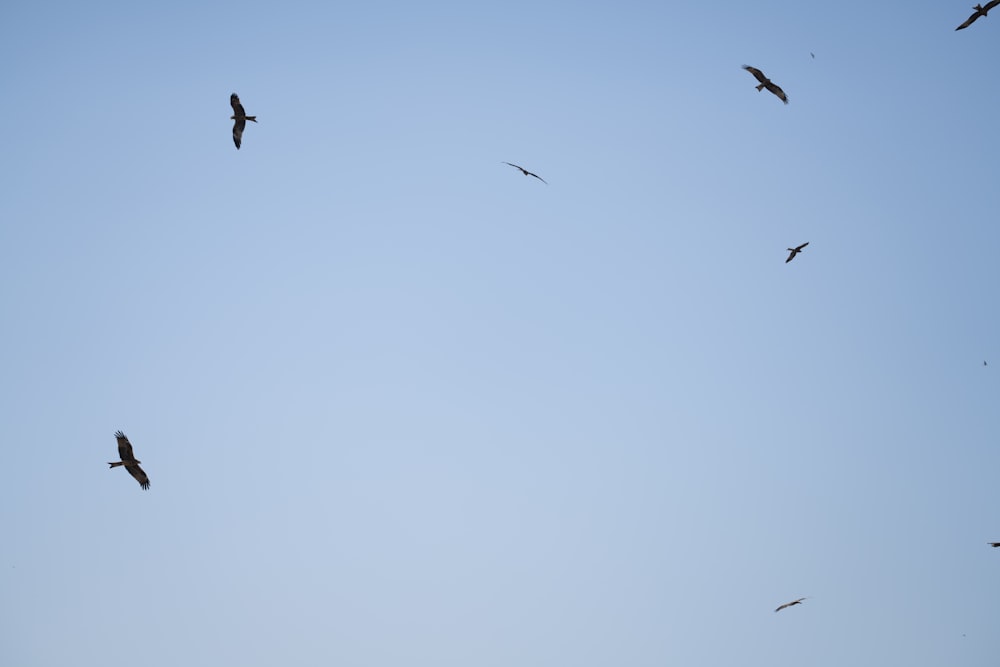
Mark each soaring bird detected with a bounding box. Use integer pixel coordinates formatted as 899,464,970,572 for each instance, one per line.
956,1,1000,30
785,242,809,263
230,93,257,149
503,162,547,184
743,65,789,104
989,542,1000,547
108,431,150,490
774,597,807,613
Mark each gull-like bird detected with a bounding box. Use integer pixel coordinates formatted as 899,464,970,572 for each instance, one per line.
774,597,807,613
956,1,1000,30
108,431,150,490
785,242,809,263
230,93,257,149
743,65,789,104
503,162,547,184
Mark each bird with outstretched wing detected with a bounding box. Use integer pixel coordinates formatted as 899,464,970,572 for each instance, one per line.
785,242,809,263
956,1,1000,30
503,162,547,184
230,93,257,149
774,597,807,612
743,65,789,104
108,431,150,490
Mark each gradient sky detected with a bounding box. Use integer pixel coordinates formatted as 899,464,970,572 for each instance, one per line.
2,2,998,666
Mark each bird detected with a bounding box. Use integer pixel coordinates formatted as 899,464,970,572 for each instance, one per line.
108,431,150,490
956,1,1000,30
785,242,809,263
230,93,257,149
743,65,788,104
774,597,807,612
810,52,815,59
989,542,1000,547
502,162,547,184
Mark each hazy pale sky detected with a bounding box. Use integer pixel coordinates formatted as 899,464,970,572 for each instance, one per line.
1,2,998,666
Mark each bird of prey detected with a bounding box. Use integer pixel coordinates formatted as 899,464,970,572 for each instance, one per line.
743,65,789,104
785,242,809,263
230,93,257,149
503,162,547,184
108,431,150,490
989,542,1000,547
956,1,1000,30
774,597,807,613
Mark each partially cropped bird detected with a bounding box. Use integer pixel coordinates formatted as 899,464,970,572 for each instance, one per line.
503,162,547,184
989,542,1000,547
743,65,789,104
785,242,809,263
774,597,807,613
956,1,1000,30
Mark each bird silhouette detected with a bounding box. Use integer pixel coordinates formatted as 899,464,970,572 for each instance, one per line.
503,162,547,184
785,242,809,263
774,597,807,612
956,1,1000,30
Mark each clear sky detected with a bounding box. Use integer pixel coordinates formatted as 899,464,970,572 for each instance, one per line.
1,2,998,665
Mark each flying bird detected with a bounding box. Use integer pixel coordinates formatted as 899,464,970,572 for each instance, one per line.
774,597,807,613
956,1,1000,30
743,65,788,104
785,242,809,263
503,162,547,184
230,93,257,149
108,431,150,490
989,542,1000,547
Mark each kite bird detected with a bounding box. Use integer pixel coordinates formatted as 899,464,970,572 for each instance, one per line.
743,65,789,104
785,242,809,263
108,431,150,490
956,1,1000,30
774,597,807,613
503,162,547,184
230,93,257,149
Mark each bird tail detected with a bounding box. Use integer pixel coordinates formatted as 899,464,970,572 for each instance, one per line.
246,116,257,122
108,461,124,468
755,84,765,92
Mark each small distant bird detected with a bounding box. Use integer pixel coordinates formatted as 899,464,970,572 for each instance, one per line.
785,242,809,263
743,65,788,104
810,52,815,59
108,431,150,490
989,542,1000,547
503,162,547,184
230,93,257,149
984,360,988,366
956,1,1000,30
774,597,807,613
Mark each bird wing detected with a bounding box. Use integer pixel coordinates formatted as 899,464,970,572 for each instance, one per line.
987,0,1000,11
125,462,150,490
233,118,246,149
503,162,525,172
785,250,797,263
775,598,805,612
230,93,245,117
115,431,136,462
796,242,810,251
956,10,981,30
527,171,548,184
766,82,789,104
742,65,768,85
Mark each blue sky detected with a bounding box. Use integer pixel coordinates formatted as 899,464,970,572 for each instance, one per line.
1,2,998,665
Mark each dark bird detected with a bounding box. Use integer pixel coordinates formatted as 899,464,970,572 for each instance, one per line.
108,431,150,490
774,597,807,613
230,93,257,149
785,242,809,263
503,162,547,184
989,542,1000,547
743,65,789,104
810,52,815,59
956,1,1000,30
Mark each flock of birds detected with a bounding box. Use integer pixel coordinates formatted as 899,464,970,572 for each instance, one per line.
104,5,1000,617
